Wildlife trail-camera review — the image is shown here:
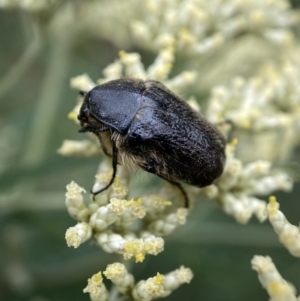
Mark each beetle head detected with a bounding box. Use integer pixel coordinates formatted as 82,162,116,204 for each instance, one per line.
77,95,104,133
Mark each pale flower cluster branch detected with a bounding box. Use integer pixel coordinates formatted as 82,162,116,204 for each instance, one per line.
267,196,300,257
131,0,300,54
64,161,188,262
57,139,100,157
85,265,193,301
132,273,165,301
206,57,300,162
251,255,298,301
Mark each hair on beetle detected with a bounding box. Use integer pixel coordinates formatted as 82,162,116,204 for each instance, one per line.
77,78,226,207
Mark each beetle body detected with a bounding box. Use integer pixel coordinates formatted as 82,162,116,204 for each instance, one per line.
78,79,226,206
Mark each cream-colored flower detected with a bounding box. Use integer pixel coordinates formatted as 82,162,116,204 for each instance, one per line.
118,51,147,79
132,273,165,301
149,208,189,236
123,236,164,263
110,177,129,199
101,60,123,79
131,0,299,54
146,47,174,81
221,193,267,224
161,266,193,297
251,255,297,301
70,73,96,92
142,194,172,217
65,181,89,221
165,71,197,94
57,140,100,157
94,231,126,254
89,199,127,231
83,272,108,301
65,222,92,248
103,263,134,293
206,57,300,162
94,231,164,263
267,196,300,257
114,198,147,228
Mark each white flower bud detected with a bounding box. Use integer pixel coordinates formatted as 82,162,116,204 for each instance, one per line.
83,272,108,301
132,273,164,301
161,266,193,297
65,181,89,221
103,263,134,293
119,51,147,79
95,231,126,254
65,223,92,248
58,140,100,157
149,208,188,236
70,73,96,92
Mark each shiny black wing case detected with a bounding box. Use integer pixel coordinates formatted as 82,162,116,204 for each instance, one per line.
122,80,226,187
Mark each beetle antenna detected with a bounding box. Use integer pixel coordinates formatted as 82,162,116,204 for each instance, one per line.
168,181,189,208
92,143,118,200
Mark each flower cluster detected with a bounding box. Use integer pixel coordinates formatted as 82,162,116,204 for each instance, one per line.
65,161,188,263
64,166,192,300
83,264,193,301
70,48,197,92
206,55,300,162
131,0,300,54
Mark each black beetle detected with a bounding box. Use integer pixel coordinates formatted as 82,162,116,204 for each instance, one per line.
78,79,226,207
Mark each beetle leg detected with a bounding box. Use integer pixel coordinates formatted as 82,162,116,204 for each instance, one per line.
167,181,189,208
79,124,110,133
143,159,189,207
91,143,118,199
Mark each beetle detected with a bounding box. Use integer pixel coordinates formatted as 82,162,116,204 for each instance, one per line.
77,78,226,207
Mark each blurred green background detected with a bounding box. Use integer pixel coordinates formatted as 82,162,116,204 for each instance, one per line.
1,1,300,301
